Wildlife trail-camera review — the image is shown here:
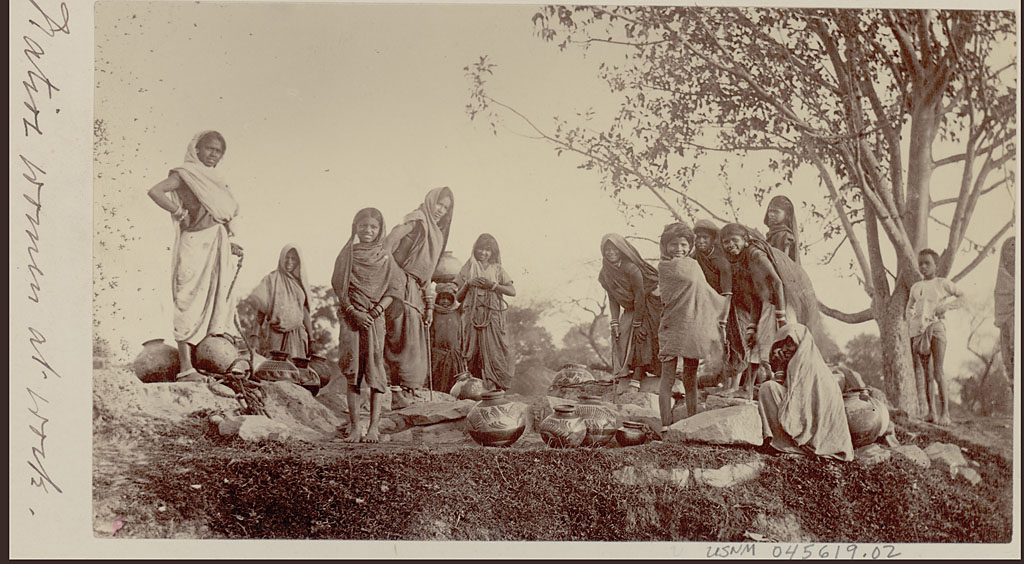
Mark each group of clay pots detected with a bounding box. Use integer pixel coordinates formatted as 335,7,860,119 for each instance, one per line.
131,337,334,395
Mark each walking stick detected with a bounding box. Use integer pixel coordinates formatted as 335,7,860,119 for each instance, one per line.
426,317,434,402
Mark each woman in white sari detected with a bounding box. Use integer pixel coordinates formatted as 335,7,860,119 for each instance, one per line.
148,130,243,381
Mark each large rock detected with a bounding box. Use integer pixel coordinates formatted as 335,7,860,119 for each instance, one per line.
94,368,238,421
952,466,983,486
692,460,764,488
663,404,763,446
393,399,475,426
614,391,660,412
218,415,293,442
855,444,891,466
892,445,931,469
705,395,757,410
924,442,969,470
261,381,344,434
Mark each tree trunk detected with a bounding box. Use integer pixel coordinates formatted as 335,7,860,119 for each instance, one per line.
876,284,920,416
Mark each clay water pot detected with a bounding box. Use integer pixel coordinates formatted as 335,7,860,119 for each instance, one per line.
254,350,300,383
450,371,487,401
467,390,529,447
195,334,239,374
615,420,648,447
576,395,618,447
291,357,321,395
550,363,595,389
132,338,180,383
539,405,587,448
308,354,337,386
844,389,890,448
432,250,461,283
233,348,267,376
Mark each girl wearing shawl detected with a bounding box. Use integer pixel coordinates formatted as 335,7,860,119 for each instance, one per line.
758,323,854,461
763,195,800,264
657,224,727,427
147,131,243,381
242,245,312,359
331,208,403,443
455,234,516,391
385,187,454,408
994,237,1015,380
430,282,466,393
599,234,662,391
719,223,789,398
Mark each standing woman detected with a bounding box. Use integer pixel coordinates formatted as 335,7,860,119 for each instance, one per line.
763,195,800,264
599,234,662,392
993,237,1015,380
456,233,516,391
332,208,403,443
148,130,243,381
241,244,313,359
385,187,454,408
657,223,727,427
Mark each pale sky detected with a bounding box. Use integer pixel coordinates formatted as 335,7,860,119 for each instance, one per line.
94,1,1019,380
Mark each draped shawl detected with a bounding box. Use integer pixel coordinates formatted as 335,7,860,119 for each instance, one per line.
168,130,239,223
386,186,454,286
332,208,403,312
762,323,854,461
658,255,727,360
456,234,512,329
246,244,310,333
598,233,659,307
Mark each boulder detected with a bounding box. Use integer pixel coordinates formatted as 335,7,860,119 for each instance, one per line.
261,381,344,434
393,399,475,427
94,368,239,421
892,445,931,469
614,391,660,412
924,442,969,470
218,415,293,442
705,395,758,410
663,404,763,446
692,460,764,488
855,444,891,466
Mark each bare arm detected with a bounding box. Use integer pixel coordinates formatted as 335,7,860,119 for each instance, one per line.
147,174,185,215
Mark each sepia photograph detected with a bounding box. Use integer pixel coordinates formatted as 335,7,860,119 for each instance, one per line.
9,0,1020,557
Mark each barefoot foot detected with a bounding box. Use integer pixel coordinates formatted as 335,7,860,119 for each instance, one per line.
363,427,381,443
342,429,363,443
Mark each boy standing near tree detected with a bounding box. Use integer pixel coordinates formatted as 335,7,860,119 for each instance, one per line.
905,248,964,425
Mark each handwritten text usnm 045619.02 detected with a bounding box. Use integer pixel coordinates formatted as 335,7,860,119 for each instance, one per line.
16,0,71,516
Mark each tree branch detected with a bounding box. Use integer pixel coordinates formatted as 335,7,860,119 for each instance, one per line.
951,218,1014,283
818,302,874,324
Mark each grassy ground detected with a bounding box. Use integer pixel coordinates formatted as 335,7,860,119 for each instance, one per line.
93,406,1013,542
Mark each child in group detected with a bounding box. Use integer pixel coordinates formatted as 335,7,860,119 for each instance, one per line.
430,282,465,394
331,208,403,443
905,248,963,425
456,233,517,391
241,244,313,359
657,223,727,429
692,219,734,385
763,195,800,264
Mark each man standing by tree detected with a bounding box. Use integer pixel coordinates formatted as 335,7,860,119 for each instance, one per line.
906,249,964,425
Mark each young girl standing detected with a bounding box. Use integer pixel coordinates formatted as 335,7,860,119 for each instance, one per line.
657,224,727,428
455,234,516,391
332,208,403,443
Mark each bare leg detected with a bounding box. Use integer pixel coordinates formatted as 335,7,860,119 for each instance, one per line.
659,358,678,428
921,354,938,423
631,366,643,390
743,365,757,401
683,358,700,419
177,341,195,372
363,390,383,443
344,382,363,442
932,336,951,425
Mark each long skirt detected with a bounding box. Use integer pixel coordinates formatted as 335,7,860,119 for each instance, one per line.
611,305,661,379
465,323,515,391
758,380,853,461
172,224,233,346
384,273,429,389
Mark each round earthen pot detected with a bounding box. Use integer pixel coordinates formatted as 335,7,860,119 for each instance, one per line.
576,395,618,447
550,364,595,389
615,420,648,447
467,390,529,447
254,350,300,383
843,389,890,448
539,405,587,448
432,250,461,283
450,372,487,401
195,334,239,374
131,338,180,383
308,354,338,386
291,357,321,395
